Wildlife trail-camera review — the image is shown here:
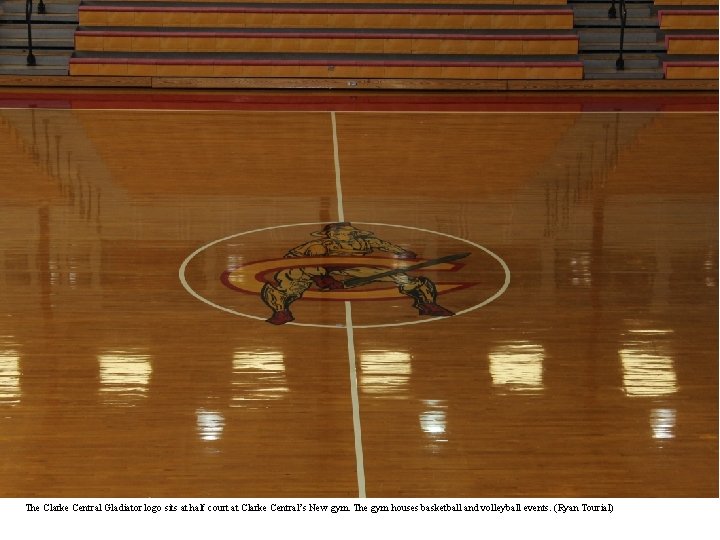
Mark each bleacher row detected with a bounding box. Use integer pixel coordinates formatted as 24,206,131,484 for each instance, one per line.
65,0,719,80
658,4,719,78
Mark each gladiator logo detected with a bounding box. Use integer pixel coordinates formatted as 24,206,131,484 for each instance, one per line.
221,223,470,325
180,221,510,328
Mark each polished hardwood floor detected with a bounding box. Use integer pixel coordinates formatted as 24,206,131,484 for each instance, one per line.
0,95,717,498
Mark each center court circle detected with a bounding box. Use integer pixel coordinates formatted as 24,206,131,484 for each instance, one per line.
179,222,511,329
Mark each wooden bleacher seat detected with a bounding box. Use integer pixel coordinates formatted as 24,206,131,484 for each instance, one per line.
69,51,584,78
73,28,579,55
664,30,718,54
654,0,718,5
657,6,718,29
77,3,575,29
662,57,719,78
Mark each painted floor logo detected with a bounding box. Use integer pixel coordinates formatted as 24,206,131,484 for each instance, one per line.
224,222,462,325
180,222,510,329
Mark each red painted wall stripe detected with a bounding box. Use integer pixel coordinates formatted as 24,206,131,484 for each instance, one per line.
75,30,578,40
78,6,573,15
69,57,584,67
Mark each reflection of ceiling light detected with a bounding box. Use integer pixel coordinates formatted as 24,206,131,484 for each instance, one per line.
568,254,592,286
419,400,448,452
231,351,288,408
650,408,676,440
233,351,285,372
620,346,676,398
361,351,412,375
227,255,243,270
420,412,446,434
196,409,224,441
360,351,411,396
488,342,544,394
0,349,21,405
627,329,674,335
420,402,446,435
98,351,152,405
704,253,716,287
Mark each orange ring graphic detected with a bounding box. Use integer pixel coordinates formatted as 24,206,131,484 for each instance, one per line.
222,256,474,301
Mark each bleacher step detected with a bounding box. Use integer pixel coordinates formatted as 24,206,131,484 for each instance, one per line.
0,66,70,75
0,0,79,24
581,52,661,69
574,17,660,27
0,48,71,65
1,0,80,15
0,48,70,75
579,28,660,43
580,42,665,52
583,68,664,79
568,0,654,3
0,23,77,39
69,50,585,78
571,4,654,19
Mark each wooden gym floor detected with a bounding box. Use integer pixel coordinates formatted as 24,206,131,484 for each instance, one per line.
0,91,717,498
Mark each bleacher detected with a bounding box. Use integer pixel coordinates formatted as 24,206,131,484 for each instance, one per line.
68,1,583,79
0,0,717,85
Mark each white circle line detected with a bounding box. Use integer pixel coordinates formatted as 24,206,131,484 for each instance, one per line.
179,221,511,329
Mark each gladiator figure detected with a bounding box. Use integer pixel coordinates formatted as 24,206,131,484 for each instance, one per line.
261,222,454,325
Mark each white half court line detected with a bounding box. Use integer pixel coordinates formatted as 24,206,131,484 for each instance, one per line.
331,111,346,223
345,301,366,498
331,111,366,498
